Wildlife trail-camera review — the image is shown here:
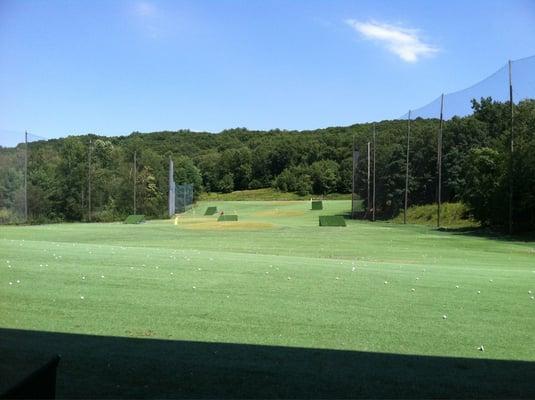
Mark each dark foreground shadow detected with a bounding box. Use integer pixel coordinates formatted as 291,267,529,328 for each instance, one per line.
1,328,534,399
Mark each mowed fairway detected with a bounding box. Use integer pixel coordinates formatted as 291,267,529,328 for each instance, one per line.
1,200,535,398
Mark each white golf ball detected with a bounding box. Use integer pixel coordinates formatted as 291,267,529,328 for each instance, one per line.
80,296,84,300
477,290,481,294
455,285,459,289
411,288,415,292
443,315,447,319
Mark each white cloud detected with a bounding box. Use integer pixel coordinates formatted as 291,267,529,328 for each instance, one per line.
345,19,439,63
134,1,157,17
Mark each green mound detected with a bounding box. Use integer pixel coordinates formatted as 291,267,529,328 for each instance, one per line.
217,214,238,222
319,215,346,227
311,200,323,210
124,215,145,224
204,206,218,216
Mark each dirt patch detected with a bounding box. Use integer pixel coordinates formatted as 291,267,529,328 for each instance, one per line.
265,201,304,206
253,210,305,217
179,221,275,231
173,217,214,225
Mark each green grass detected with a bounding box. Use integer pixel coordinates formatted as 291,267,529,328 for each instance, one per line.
311,200,323,210
204,206,217,216
319,215,346,226
123,214,145,224
1,200,534,397
217,214,238,222
393,202,479,228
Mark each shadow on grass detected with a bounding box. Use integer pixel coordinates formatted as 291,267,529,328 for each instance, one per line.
1,328,535,399
437,226,535,243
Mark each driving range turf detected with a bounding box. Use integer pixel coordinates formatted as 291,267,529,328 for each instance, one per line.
1,200,534,398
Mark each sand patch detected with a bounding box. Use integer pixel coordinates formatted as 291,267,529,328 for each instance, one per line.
180,221,275,231
265,201,304,206
173,217,213,225
253,210,305,217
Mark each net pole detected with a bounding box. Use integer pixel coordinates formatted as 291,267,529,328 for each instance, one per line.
24,131,28,223
404,111,411,224
508,60,514,234
133,151,137,215
367,141,370,217
437,94,444,228
351,134,355,218
372,123,376,222
88,139,92,221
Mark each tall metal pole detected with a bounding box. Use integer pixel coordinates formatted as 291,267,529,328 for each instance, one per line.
372,123,376,222
437,94,444,228
24,131,28,223
351,135,355,218
133,151,137,215
88,139,92,221
508,60,514,234
367,141,370,216
404,111,411,224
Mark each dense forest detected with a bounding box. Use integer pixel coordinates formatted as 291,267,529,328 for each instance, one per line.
1,98,534,231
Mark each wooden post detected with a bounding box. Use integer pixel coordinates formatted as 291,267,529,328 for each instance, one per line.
372,123,376,222
437,94,444,228
404,111,411,224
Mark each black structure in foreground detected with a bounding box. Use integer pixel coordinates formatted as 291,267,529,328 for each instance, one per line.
0,328,534,398
1,354,60,399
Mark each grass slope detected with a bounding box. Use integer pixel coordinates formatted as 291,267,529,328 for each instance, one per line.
1,200,534,397
393,202,479,228
200,188,352,201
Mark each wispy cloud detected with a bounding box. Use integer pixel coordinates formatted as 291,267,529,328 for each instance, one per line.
133,1,157,17
131,1,162,38
345,20,439,63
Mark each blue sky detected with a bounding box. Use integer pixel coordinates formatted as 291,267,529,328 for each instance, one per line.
1,0,534,146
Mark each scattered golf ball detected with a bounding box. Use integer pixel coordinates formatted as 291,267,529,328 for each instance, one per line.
477,290,481,294
455,285,459,289
411,288,415,292
478,345,485,352
384,281,388,284
9,282,12,285
80,296,84,299
443,315,447,319
16,280,20,284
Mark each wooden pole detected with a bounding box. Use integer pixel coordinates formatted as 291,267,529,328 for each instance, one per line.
351,135,355,218
24,131,28,223
372,123,376,222
404,111,411,224
88,139,92,221
508,60,514,234
437,94,444,228
367,141,370,216
133,151,137,215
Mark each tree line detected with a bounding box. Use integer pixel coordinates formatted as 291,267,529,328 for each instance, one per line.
0,98,533,231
